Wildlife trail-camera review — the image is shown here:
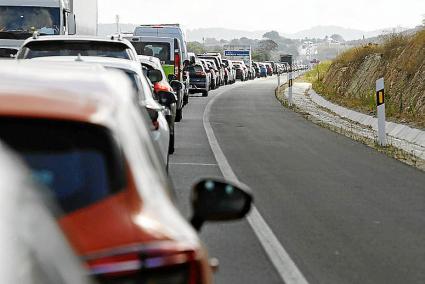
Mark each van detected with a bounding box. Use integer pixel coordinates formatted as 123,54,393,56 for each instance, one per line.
126,35,186,121
134,24,189,62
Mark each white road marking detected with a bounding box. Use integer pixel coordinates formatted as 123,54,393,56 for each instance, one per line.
203,83,309,284
169,162,217,166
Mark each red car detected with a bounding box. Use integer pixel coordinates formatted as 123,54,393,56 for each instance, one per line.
0,61,253,284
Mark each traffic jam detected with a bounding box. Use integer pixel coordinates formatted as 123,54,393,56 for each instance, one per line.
0,1,304,283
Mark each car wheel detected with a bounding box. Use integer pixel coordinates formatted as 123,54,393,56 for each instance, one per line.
202,90,209,97
175,108,182,122
169,131,175,154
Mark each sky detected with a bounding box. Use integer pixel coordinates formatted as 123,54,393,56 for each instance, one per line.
98,0,425,33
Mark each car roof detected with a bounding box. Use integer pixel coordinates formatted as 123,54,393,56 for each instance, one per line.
23,35,131,44
32,56,143,74
138,55,162,67
0,60,134,128
30,56,161,108
125,35,175,43
19,35,138,57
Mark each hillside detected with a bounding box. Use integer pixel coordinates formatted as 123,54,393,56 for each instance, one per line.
286,25,408,41
310,29,425,128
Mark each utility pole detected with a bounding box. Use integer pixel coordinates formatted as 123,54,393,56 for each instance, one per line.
115,14,120,34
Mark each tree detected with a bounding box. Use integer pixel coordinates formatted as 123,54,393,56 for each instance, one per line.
187,41,206,54
330,34,345,42
253,39,278,61
258,39,278,52
263,31,280,41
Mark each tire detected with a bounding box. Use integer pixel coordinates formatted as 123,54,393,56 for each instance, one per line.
169,132,175,154
183,93,189,105
175,108,182,122
202,90,209,97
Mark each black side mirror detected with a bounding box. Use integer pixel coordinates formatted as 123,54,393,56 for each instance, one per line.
170,80,183,92
147,69,163,84
157,91,177,106
190,179,253,231
168,74,177,82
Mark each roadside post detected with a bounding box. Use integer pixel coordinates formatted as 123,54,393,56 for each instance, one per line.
277,71,281,87
376,78,387,146
288,69,293,106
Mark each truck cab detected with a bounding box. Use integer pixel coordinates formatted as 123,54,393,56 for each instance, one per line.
0,0,97,58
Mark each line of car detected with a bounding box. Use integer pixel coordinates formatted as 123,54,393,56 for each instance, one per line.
0,25,255,283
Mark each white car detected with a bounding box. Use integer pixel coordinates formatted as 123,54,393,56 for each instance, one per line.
31,56,171,168
0,142,93,284
16,35,139,61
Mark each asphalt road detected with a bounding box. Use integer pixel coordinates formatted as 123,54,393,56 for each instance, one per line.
169,77,425,284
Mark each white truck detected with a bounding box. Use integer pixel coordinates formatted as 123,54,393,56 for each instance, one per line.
0,0,97,58
223,45,252,68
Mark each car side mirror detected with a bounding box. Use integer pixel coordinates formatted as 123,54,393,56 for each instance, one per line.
170,80,183,92
157,91,177,106
190,179,253,231
147,69,163,84
168,74,177,82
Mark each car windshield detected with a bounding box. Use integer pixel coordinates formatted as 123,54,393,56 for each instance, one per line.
18,41,132,59
131,42,172,64
0,6,60,37
0,118,126,214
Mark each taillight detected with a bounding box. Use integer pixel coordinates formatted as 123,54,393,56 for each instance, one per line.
146,107,160,131
88,251,202,284
154,82,172,93
174,53,181,79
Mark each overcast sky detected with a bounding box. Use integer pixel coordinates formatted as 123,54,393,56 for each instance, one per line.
99,0,424,32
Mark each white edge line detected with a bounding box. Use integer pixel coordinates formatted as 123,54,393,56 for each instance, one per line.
169,162,217,166
203,83,309,284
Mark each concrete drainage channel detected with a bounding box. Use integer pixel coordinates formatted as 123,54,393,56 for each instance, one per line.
275,82,425,172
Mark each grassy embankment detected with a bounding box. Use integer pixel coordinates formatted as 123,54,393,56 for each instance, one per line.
303,29,425,129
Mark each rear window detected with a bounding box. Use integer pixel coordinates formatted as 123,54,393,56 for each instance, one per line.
0,118,126,213
18,41,133,59
188,65,203,75
130,42,171,64
199,56,220,69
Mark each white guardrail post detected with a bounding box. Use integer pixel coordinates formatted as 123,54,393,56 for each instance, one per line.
277,71,281,87
288,71,293,106
376,78,387,146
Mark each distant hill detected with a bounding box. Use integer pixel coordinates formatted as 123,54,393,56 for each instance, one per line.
187,28,268,42
283,25,409,41
98,24,410,41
